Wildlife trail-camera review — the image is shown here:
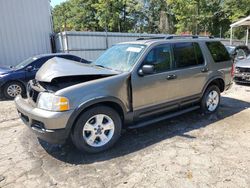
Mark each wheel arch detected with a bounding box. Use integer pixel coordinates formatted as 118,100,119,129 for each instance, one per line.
65,97,128,136
202,77,225,95
2,79,26,90
2,80,26,98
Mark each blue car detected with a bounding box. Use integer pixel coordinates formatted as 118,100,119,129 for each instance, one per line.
0,53,89,99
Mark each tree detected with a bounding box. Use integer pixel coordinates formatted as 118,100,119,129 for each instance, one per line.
139,0,175,34
92,0,144,32
51,0,250,39
52,1,73,32
70,0,100,31
223,0,250,39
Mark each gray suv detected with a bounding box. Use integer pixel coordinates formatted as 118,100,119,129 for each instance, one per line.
15,36,233,153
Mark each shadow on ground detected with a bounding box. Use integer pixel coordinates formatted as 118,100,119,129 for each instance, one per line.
235,82,250,87
0,96,11,101
39,96,250,164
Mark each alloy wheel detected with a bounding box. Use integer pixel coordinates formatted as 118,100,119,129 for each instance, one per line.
7,84,22,98
82,114,115,147
206,90,219,112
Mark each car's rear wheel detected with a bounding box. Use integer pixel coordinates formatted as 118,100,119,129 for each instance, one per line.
71,106,122,153
3,81,25,100
201,85,221,114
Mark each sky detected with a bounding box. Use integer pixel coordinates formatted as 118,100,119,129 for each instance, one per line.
50,0,67,7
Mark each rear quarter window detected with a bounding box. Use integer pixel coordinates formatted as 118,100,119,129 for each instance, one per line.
206,41,231,63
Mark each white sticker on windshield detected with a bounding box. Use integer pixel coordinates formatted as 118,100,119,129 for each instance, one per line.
126,47,142,53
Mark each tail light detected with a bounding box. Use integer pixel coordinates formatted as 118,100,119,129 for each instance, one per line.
231,63,235,77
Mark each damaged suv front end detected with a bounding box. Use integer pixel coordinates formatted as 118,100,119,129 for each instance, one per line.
234,56,250,84
15,57,127,144
15,43,146,145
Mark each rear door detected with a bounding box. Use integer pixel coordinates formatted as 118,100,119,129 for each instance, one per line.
170,42,208,99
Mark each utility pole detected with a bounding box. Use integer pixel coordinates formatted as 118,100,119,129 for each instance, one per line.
194,0,199,35
220,26,222,38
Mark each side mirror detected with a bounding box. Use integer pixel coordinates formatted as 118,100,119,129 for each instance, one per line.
138,64,155,76
26,66,33,72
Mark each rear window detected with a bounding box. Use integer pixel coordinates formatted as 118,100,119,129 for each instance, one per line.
173,42,204,68
206,42,231,62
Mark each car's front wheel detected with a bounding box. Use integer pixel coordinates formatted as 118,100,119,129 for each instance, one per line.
201,85,221,114
3,81,25,100
71,106,122,153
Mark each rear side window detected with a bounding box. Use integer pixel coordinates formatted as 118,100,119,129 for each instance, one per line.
173,42,204,68
206,41,230,62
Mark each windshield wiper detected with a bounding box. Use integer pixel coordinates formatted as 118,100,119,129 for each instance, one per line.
95,65,106,68
94,64,116,71
92,64,123,72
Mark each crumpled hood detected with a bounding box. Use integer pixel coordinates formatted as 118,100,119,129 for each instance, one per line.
236,59,250,68
0,66,12,75
36,57,120,82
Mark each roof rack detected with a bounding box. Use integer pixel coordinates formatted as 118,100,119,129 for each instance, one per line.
136,35,214,40
137,36,166,40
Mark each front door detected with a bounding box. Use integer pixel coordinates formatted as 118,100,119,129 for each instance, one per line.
131,43,180,117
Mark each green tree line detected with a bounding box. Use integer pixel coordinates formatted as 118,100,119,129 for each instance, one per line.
53,0,250,39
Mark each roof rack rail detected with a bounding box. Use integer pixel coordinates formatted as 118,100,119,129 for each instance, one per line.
166,35,214,39
136,35,214,40
136,36,165,40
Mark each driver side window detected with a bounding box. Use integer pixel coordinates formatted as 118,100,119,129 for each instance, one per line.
143,44,172,73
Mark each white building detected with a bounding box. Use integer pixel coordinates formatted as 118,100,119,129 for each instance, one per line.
0,0,53,66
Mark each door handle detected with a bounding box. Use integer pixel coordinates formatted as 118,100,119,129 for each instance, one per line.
201,67,209,73
166,74,177,80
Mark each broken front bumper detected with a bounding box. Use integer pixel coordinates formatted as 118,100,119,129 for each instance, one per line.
15,95,73,144
234,72,250,83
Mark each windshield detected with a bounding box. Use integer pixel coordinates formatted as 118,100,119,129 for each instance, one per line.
92,44,146,72
15,57,38,69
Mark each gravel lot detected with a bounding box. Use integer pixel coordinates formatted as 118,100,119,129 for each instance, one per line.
0,84,250,188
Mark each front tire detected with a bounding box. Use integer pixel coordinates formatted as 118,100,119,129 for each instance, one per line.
3,81,25,100
71,106,122,153
201,85,221,114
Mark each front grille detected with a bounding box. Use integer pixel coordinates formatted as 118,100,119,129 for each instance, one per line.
27,82,40,103
238,67,250,73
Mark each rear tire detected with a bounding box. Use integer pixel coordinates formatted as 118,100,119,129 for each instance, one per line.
3,81,25,100
201,85,221,114
71,106,122,153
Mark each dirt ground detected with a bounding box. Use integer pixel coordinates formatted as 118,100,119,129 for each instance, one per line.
0,84,250,188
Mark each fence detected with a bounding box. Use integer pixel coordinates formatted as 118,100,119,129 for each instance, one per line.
55,31,248,61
